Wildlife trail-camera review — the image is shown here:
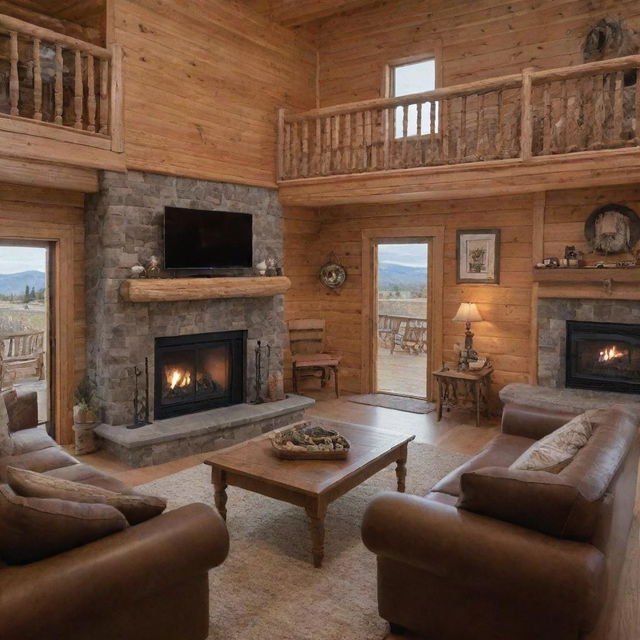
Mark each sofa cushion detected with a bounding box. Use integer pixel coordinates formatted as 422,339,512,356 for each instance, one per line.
0,446,77,482
430,433,533,497
0,393,13,456
457,466,600,540
45,463,131,493
0,484,128,565
510,412,594,473
8,427,56,457
7,467,166,525
3,389,38,432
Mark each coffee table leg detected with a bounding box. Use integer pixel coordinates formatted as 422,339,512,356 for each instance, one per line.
212,468,228,521
305,502,327,568
396,450,408,493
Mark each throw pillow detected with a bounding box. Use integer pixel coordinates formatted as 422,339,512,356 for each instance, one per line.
510,411,595,473
0,484,128,565
0,394,14,456
7,466,166,525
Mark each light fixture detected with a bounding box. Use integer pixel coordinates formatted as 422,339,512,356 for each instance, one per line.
452,302,483,370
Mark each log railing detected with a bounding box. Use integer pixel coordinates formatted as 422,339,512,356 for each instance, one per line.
0,13,123,151
278,55,640,181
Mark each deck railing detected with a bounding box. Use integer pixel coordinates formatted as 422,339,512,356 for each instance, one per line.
278,55,640,181
0,13,123,151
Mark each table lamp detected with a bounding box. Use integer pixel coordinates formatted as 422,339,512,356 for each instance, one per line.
452,302,483,370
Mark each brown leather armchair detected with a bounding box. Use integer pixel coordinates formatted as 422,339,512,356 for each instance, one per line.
0,389,229,640
362,403,639,640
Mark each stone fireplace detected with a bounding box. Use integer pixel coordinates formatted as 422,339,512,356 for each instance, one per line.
85,170,285,426
538,298,640,390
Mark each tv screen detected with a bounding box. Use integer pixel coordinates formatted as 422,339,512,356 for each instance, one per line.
164,208,253,270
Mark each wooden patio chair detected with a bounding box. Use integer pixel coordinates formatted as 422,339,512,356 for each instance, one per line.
392,319,428,355
0,331,45,387
288,319,340,398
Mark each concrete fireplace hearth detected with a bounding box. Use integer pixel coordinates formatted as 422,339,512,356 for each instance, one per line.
85,170,310,466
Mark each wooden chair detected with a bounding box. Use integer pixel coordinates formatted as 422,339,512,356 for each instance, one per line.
0,331,45,388
288,319,340,398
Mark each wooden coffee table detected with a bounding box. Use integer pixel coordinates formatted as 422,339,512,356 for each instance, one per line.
204,421,415,568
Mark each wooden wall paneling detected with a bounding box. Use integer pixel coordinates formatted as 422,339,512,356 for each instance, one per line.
316,0,640,108
112,0,317,187
0,184,85,445
360,226,444,399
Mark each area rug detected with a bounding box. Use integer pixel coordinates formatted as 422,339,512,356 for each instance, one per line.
138,442,467,640
347,393,436,414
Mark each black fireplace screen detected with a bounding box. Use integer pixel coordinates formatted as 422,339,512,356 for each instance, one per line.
566,321,640,394
155,331,246,419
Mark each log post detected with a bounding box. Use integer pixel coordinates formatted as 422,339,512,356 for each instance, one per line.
429,100,437,164
344,113,352,171
55,44,63,125
314,118,321,175
613,70,624,145
33,38,42,121
520,67,534,161
109,43,125,152
99,58,109,135
87,54,96,132
277,108,285,180
457,95,467,161
441,98,449,162
9,31,19,116
542,83,551,155
401,104,408,166
74,49,83,129
495,90,504,158
591,74,604,150
383,108,391,169
635,69,640,145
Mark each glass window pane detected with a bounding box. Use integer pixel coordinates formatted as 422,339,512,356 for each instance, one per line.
392,59,438,138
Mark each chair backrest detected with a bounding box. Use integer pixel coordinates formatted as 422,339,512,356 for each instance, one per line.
288,319,325,355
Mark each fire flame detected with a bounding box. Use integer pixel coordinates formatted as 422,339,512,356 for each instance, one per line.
167,368,191,390
598,346,626,363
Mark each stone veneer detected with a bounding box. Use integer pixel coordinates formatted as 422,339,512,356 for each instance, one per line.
537,298,640,388
85,170,285,426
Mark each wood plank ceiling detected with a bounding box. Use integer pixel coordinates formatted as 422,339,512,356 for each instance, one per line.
261,0,382,27
11,0,105,29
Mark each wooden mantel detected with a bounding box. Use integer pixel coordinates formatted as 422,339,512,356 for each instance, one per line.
533,268,640,301
120,276,291,303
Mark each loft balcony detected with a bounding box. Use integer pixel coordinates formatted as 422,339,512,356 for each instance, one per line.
277,55,640,206
0,13,125,191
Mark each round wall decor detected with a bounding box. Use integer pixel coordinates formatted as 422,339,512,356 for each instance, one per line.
584,203,640,255
319,262,347,289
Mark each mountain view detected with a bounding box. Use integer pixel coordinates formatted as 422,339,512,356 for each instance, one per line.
0,270,46,296
378,262,427,290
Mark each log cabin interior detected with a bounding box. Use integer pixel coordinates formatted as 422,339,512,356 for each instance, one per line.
0,1,639,639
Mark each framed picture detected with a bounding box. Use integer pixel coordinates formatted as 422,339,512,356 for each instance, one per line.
456,229,501,284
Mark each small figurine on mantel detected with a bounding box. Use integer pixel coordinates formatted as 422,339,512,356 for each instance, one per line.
146,255,161,278
130,263,146,279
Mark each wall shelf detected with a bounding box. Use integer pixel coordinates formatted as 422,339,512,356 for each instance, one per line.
533,268,640,284
120,276,291,302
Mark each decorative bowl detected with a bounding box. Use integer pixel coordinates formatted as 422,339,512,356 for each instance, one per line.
271,421,350,460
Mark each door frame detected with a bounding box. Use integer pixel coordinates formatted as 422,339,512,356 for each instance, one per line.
0,223,75,443
361,226,444,401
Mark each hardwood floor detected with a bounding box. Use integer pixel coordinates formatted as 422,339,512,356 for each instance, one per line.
81,385,637,640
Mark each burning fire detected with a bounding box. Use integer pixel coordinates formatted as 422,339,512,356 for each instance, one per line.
167,368,191,390
598,346,626,363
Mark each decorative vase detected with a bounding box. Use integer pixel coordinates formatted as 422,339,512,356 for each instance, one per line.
72,405,98,455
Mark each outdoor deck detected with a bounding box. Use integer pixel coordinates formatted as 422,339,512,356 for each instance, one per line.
376,349,427,398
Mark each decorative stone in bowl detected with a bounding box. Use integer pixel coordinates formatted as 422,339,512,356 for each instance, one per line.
271,421,350,460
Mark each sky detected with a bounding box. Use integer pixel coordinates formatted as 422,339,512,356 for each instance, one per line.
0,246,47,274
378,243,428,268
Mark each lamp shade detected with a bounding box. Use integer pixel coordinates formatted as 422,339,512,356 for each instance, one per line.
452,302,482,323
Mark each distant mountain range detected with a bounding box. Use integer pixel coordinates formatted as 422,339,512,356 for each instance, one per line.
0,271,46,295
378,263,427,290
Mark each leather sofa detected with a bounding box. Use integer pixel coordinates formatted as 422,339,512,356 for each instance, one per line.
0,389,229,640
362,402,639,640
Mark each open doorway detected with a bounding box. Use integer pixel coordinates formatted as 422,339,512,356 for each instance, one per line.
375,242,429,399
0,242,51,430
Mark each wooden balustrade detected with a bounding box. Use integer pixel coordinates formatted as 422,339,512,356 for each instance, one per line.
0,13,123,149
278,55,640,181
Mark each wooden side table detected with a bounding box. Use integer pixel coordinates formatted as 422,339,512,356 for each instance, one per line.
433,365,493,427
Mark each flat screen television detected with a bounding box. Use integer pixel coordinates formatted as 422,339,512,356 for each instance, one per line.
164,207,253,270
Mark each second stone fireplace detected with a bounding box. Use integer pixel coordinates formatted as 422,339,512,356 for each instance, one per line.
154,330,246,419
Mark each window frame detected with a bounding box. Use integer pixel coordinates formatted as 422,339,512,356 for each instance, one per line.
384,50,442,140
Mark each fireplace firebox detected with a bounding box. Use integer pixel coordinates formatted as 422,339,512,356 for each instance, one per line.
566,321,640,394
154,330,246,419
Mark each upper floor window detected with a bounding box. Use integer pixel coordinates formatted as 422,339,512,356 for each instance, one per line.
390,57,437,138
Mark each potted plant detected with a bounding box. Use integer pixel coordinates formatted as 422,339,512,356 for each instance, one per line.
72,377,100,455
